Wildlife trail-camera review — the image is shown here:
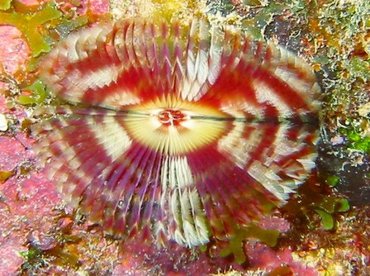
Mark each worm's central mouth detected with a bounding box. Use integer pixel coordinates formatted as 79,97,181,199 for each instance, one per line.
157,109,188,126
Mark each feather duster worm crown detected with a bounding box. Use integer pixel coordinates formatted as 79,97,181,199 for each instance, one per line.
34,19,320,247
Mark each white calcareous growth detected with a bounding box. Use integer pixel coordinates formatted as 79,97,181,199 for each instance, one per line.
0,113,8,131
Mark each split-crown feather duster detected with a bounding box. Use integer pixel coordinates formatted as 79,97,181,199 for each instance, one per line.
33,18,320,247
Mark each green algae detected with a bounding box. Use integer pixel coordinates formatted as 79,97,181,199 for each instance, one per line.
326,175,340,187
316,197,350,214
20,231,82,273
313,197,350,230
314,209,334,230
0,2,62,57
19,248,39,260
340,127,370,154
17,79,49,105
219,224,280,264
19,247,47,273
347,131,370,153
0,0,12,11
346,57,369,83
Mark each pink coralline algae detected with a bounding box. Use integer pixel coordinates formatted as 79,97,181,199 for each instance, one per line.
34,18,320,248
245,242,318,275
79,0,109,15
0,25,30,75
0,136,31,171
56,0,109,16
0,172,60,274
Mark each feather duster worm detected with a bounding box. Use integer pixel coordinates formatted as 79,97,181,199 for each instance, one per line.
33,19,320,247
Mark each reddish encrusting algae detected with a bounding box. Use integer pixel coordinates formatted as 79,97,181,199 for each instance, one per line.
33,18,321,247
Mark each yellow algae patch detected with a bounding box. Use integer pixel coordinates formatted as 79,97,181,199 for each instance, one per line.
110,0,207,23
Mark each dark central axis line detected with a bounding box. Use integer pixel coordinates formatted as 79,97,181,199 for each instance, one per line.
63,107,319,125
120,111,319,125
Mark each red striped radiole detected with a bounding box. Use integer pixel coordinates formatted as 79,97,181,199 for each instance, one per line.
34,19,321,247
